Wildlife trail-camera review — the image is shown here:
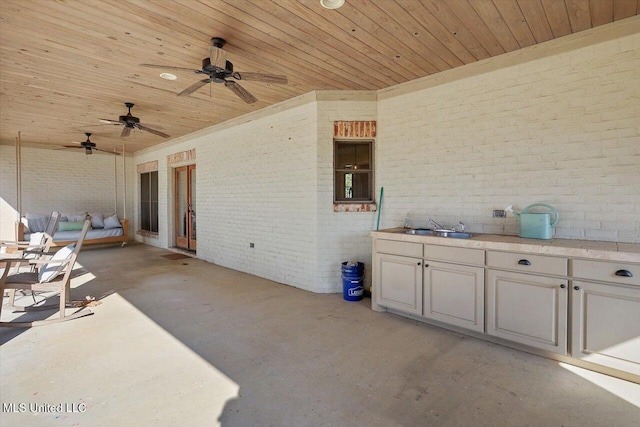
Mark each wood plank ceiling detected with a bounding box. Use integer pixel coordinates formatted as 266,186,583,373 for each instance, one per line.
0,0,637,154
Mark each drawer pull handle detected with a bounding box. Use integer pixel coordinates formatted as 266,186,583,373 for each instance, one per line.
424,264,429,268
518,259,531,266
615,269,633,278
574,286,580,291
560,284,566,289
417,262,421,266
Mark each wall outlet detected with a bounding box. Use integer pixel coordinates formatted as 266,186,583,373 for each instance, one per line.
249,243,255,248
493,210,506,218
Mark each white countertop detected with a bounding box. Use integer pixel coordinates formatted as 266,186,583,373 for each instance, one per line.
371,228,640,263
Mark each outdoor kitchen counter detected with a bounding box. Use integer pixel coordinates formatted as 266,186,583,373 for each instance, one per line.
371,228,640,263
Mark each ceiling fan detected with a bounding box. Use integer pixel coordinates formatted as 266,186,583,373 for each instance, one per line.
63,133,120,155
99,102,170,138
141,37,288,104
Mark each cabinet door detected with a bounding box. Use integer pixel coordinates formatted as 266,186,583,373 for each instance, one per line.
571,280,640,376
423,262,484,332
375,253,423,315
487,270,568,354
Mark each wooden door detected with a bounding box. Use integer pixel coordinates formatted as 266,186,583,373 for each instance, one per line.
175,164,196,250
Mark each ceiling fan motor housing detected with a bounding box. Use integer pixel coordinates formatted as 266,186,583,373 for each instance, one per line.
202,57,233,82
119,114,140,125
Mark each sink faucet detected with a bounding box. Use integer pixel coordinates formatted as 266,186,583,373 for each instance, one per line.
429,218,466,232
428,218,447,230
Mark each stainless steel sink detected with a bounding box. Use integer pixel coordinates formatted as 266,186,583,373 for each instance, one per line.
402,229,435,236
435,231,472,239
398,229,472,239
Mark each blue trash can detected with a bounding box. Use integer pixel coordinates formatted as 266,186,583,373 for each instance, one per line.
342,261,364,301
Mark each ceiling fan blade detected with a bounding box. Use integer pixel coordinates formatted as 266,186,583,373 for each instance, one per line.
137,124,170,138
121,127,132,138
92,147,121,155
225,81,258,104
140,64,200,73
178,78,212,96
232,72,288,84
99,118,123,125
209,45,227,69
62,145,84,149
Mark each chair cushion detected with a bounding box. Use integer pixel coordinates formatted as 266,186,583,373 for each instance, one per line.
38,244,75,283
90,213,105,229
23,232,46,259
26,213,48,233
58,221,85,232
103,214,122,229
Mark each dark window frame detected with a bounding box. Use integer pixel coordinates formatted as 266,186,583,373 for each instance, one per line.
140,170,159,233
333,139,374,203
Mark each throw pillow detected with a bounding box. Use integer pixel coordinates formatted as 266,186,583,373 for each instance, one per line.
58,221,85,232
25,213,48,233
38,244,75,283
103,214,122,229
66,213,87,222
90,213,105,229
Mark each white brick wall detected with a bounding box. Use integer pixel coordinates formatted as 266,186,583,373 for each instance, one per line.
132,93,378,293
133,99,323,291
316,97,378,292
377,31,640,243
0,145,134,240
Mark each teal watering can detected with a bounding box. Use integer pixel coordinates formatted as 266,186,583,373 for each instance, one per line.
505,203,559,240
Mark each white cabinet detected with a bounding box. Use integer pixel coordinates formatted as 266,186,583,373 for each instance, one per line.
487,269,568,354
422,245,485,332
570,259,640,377
370,233,639,381
374,253,423,315
423,261,484,332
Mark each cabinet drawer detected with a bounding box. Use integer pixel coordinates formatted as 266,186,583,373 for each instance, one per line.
571,259,640,286
375,239,422,258
486,251,567,276
424,245,484,266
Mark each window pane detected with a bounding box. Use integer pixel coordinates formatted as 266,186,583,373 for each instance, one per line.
141,202,150,231
335,172,371,201
150,171,158,203
351,172,371,199
141,173,150,202
150,202,158,233
355,144,370,169
335,143,356,169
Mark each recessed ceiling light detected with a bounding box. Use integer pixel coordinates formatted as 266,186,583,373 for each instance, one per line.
320,0,345,9
160,72,177,80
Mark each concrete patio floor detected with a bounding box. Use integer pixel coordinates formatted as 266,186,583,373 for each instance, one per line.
1,243,638,426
